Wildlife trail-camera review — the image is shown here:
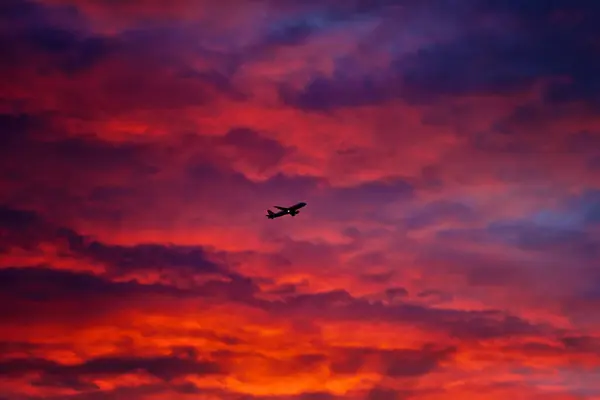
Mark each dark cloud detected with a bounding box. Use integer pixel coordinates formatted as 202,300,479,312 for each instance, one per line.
74,354,221,380
0,204,55,251
31,373,100,391
560,335,600,354
436,219,599,261
566,189,600,226
280,74,398,111
264,19,318,47
0,0,38,19
0,133,159,219
0,205,230,283
0,353,222,389
360,270,395,284
385,287,409,300
0,123,301,223
383,345,455,377
31,383,255,400
0,340,62,356
279,0,600,111
0,251,532,342
0,206,551,344
0,266,175,300
0,266,189,325
79,241,226,279
0,0,113,73
18,383,192,400
402,0,600,105
398,32,540,102
328,344,455,379
46,136,151,170
25,28,115,74
263,287,543,341
500,335,600,364
0,0,79,25
0,208,267,324
486,220,596,256
0,205,40,230
367,386,410,400
295,393,337,400
0,113,45,148
0,0,243,118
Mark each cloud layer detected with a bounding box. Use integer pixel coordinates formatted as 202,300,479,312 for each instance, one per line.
1,0,600,398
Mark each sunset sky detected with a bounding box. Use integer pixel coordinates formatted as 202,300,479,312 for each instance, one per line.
1,0,600,399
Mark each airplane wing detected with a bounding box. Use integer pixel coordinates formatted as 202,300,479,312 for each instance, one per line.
274,206,288,211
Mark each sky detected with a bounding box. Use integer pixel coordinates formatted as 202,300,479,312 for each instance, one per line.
1,0,600,399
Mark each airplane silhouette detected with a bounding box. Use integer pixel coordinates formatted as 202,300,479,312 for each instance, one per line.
266,202,306,219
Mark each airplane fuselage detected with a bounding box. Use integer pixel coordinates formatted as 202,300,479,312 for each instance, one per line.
266,202,306,219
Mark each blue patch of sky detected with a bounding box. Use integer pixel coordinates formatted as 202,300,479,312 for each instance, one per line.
531,209,586,229
263,9,378,43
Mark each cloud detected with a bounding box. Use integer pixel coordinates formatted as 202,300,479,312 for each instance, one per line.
0,266,190,328
2,0,600,398
0,204,566,343
0,205,232,282
0,353,222,392
280,74,398,111
329,344,456,377
366,387,409,400
0,206,557,350
403,200,476,230
0,0,115,76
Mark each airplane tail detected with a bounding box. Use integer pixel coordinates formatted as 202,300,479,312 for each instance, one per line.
266,210,275,219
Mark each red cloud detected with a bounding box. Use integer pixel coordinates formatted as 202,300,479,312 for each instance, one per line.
2,0,600,398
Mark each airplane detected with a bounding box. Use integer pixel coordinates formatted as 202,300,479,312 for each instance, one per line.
266,202,306,219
